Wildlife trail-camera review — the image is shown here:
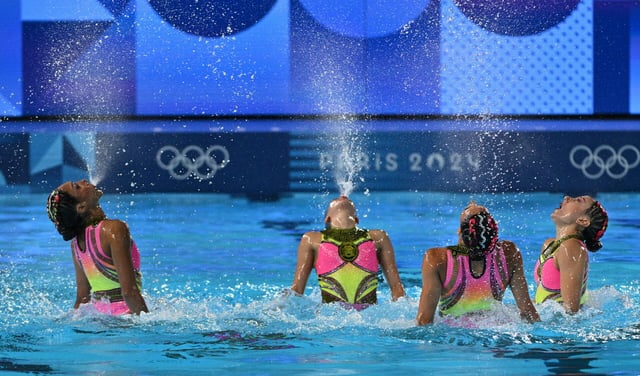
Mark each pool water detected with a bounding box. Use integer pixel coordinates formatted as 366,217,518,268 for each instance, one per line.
1,191,639,375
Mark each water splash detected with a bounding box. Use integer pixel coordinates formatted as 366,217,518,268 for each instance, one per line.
88,164,103,186
61,130,109,187
88,133,124,187
324,118,366,197
334,127,364,196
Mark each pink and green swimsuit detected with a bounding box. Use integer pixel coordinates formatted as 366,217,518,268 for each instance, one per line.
72,221,142,315
439,243,510,316
315,228,379,309
533,234,588,305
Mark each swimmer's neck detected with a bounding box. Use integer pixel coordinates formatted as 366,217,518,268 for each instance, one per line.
555,225,581,240
326,214,358,229
327,221,357,230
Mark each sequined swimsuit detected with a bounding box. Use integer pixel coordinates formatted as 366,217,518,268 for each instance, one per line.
315,228,379,309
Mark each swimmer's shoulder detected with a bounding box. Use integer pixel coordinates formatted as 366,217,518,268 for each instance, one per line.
424,246,449,261
499,239,519,255
99,219,130,237
301,230,323,242
368,228,388,240
498,240,524,266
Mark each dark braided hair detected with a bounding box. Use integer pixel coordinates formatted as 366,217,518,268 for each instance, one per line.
460,210,499,260
582,201,608,252
47,189,84,241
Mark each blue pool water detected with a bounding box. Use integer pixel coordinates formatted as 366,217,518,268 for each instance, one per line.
1,191,639,375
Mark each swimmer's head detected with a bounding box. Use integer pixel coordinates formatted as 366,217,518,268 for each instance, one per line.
47,189,83,241
325,196,358,229
582,200,608,252
459,202,499,259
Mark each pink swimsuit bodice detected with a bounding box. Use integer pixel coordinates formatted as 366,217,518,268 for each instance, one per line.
439,243,510,316
72,221,142,315
314,228,379,307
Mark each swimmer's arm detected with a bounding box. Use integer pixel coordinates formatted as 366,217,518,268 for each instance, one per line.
372,230,406,301
556,241,587,314
416,248,444,326
290,232,317,295
72,245,90,309
504,242,540,323
103,220,149,315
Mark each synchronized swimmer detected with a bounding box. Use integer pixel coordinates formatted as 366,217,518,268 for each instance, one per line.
289,195,406,310
416,201,540,325
47,180,148,315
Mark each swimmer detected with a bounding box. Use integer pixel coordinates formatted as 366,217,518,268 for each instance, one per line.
533,195,608,313
290,196,406,309
416,201,540,325
46,180,148,315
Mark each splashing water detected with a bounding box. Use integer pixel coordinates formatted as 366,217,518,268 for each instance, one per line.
88,133,123,187
88,165,103,186
332,120,365,197
308,48,366,197
69,132,104,186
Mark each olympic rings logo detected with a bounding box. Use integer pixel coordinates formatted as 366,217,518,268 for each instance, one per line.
156,145,230,180
569,144,640,179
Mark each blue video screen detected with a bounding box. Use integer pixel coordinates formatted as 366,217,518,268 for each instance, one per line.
1,0,638,117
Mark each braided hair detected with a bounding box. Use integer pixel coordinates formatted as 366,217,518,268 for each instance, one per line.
46,189,84,241
582,201,608,252
460,210,499,260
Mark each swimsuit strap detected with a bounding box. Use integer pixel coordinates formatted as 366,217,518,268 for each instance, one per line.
446,244,487,278
537,234,583,280
322,227,371,263
447,244,471,258
321,227,369,243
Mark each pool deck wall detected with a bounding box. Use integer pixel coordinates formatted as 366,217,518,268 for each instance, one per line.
1,117,638,197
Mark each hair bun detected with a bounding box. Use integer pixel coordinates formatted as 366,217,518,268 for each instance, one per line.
583,201,608,252
461,211,499,257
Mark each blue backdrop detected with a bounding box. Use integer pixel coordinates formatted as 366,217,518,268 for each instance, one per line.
1,0,638,117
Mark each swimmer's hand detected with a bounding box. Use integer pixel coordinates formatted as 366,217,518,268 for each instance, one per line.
393,295,412,303
281,288,303,298
271,288,304,310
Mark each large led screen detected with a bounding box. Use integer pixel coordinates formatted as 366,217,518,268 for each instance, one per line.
1,0,637,117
